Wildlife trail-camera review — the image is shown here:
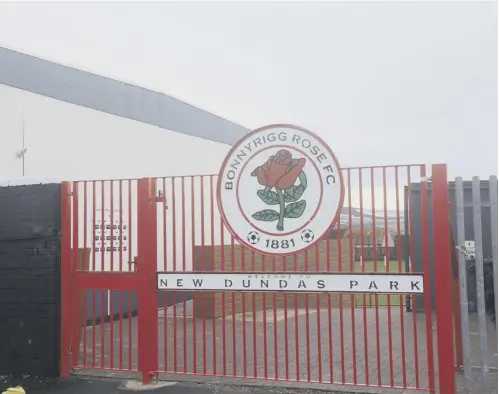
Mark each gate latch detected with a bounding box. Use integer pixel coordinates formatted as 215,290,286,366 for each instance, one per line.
456,245,475,260
155,190,167,208
128,256,139,272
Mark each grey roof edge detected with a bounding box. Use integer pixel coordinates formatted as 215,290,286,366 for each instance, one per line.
0,46,249,145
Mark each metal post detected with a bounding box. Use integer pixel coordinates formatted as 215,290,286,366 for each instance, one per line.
431,164,456,394
60,181,73,377
455,177,472,393
471,177,489,390
489,176,498,334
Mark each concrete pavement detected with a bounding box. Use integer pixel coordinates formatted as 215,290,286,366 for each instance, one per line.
1,377,338,394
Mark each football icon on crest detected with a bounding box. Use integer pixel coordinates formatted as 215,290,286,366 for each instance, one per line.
247,231,260,245
301,229,315,243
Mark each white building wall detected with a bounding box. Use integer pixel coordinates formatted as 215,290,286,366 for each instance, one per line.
0,84,231,180
0,84,234,272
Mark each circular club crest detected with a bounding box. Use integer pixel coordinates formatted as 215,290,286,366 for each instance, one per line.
217,124,344,256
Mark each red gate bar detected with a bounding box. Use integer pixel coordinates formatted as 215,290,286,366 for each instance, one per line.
432,164,456,394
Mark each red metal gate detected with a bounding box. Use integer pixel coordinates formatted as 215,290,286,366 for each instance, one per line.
60,164,456,393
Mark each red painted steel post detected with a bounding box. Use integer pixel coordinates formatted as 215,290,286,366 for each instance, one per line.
60,181,72,377
147,178,159,376
420,166,436,392
71,182,80,368
431,164,456,394
137,178,151,383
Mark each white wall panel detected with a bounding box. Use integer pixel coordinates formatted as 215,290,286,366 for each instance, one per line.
0,84,231,181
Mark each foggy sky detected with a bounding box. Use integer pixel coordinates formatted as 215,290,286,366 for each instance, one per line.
0,1,496,181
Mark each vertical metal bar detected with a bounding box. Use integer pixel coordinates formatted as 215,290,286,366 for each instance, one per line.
118,180,123,370
432,163,456,394
71,182,80,367
92,181,97,272
200,176,207,375
109,181,114,370
262,254,268,379
127,180,133,370
472,176,489,390
394,167,407,387
110,181,114,272
128,291,133,370
382,168,395,387
407,167,420,387
304,249,311,382
91,290,96,369
60,181,72,377
82,182,88,368
137,178,148,382
241,244,247,377
119,180,123,272
326,226,334,383
220,204,227,377
253,251,258,378
162,178,167,272
293,252,300,381
118,290,123,370
337,220,346,384
172,177,178,373
283,255,289,381
347,169,357,384
209,175,216,376
148,178,159,377
489,176,498,336
191,177,197,375
455,177,472,393
100,181,106,368
419,166,435,392
315,242,322,383
91,182,97,368
453,202,465,369
231,235,236,376
273,255,279,380
358,169,369,385
162,177,168,372
370,168,382,386
100,181,105,271
181,177,187,373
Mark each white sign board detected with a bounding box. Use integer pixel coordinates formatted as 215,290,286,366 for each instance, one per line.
94,208,129,253
217,124,345,256
157,273,424,294
464,240,476,259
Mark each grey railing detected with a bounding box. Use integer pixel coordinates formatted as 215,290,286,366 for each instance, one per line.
455,176,498,394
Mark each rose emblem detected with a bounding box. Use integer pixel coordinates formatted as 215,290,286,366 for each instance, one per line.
250,149,308,231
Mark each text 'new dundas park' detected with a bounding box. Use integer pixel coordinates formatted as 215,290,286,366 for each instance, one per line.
156,273,425,294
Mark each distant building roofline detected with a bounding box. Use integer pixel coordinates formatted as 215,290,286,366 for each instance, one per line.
0,46,249,145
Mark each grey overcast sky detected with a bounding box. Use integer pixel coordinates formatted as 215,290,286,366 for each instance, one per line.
0,1,497,180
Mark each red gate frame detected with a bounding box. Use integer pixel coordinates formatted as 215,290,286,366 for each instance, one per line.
60,178,160,383
432,164,456,394
60,165,457,393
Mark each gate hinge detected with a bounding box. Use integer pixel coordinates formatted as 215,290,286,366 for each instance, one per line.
154,190,167,207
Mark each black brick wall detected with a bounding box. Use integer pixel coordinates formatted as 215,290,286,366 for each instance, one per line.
0,183,61,384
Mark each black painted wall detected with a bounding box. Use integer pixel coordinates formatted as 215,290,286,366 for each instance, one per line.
0,184,61,384
405,180,494,312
